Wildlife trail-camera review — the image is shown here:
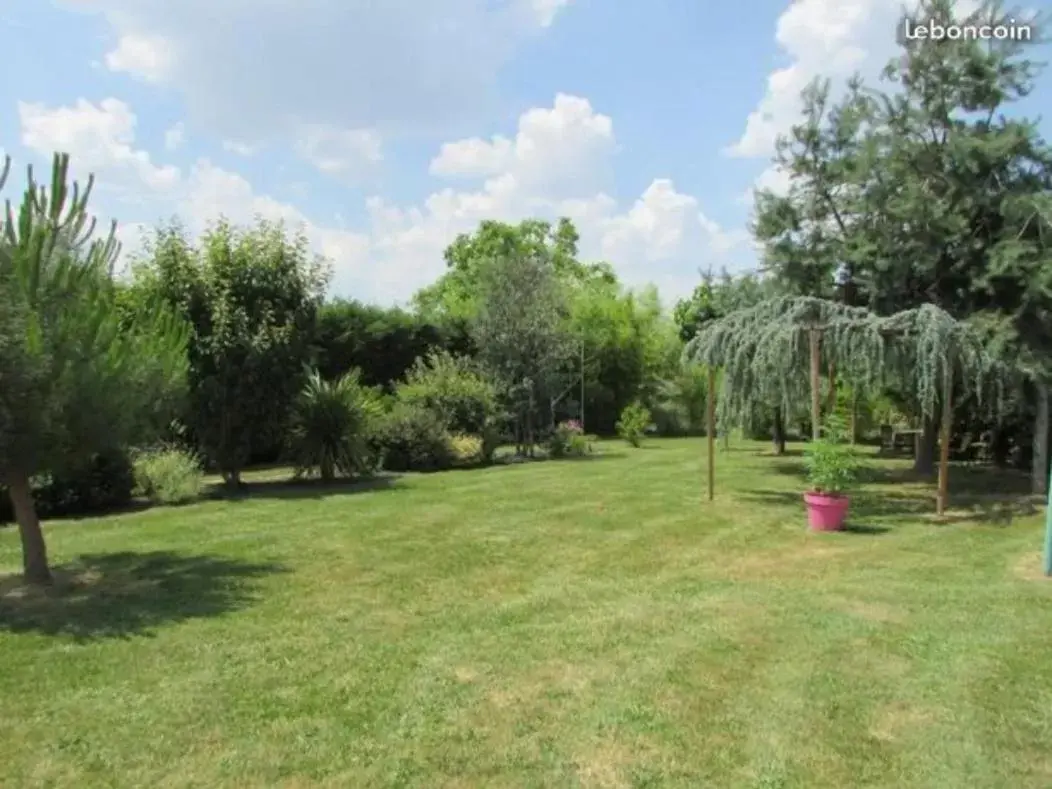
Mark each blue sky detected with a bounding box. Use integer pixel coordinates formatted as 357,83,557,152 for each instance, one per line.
2,0,1050,305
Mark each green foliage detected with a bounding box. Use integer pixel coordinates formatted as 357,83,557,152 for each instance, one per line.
0,153,188,580
377,404,454,472
414,218,610,322
751,0,1051,483
397,350,499,436
286,369,384,481
0,154,190,478
0,448,135,524
652,365,710,435
312,299,472,388
471,244,575,452
805,414,860,495
547,420,593,458
133,218,329,485
673,269,774,342
616,401,652,448
449,433,484,465
132,446,204,505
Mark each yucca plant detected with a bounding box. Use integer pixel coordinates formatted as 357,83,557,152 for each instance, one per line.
286,368,383,481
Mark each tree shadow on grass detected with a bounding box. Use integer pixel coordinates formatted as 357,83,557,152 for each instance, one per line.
207,474,403,502
766,458,1033,496
0,551,286,641
741,487,1036,527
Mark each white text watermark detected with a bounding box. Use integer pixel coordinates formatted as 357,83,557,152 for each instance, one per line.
899,17,1034,43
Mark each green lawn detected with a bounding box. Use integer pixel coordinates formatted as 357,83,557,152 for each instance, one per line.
1,439,1050,788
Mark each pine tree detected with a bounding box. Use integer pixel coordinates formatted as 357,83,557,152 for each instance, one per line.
0,153,188,584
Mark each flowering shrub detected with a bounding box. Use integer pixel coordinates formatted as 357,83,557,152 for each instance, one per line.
548,419,593,458
450,433,484,465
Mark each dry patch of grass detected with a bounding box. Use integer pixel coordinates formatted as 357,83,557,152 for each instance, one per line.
869,701,941,742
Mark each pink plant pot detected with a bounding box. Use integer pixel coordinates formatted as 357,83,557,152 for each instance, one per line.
803,491,849,531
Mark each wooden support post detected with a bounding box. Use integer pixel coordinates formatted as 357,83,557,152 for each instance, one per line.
937,370,953,516
827,362,837,414
809,328,821,440
707,367,716,501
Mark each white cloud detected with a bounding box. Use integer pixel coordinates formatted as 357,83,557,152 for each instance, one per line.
163,122,185,151
594,180,752,296
19,98,180,195
728,0,988,195
531,0,572,27
725,0,912,205
294,125,383,179
104,32,175,82
430,135,514,177
16,94,746,305
68,0,573,142
371,95,746,302
429,94,615,192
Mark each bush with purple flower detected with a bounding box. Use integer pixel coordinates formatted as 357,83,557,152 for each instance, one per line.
548,419,593,458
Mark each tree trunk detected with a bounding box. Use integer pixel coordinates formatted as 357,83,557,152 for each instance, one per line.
772,406,786,456
809,328,821,440
1034,380,1050,496
936,372,953,516
222,468,242,489
707,367,716,501
914,417,938,475
7,472,52,585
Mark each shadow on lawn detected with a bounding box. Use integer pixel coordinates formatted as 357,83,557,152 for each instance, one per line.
742,486,1036,527
0,551,286,640
766,458,1033,496
208,474,402,502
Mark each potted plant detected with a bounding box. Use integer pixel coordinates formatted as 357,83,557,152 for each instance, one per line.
803,413,860,531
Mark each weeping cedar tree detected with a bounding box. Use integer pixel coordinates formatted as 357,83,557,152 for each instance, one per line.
133,219,330,487
0,153,189,584
685,297,999,514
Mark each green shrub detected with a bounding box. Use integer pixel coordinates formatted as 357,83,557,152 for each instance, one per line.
286,369,384,480
547,419,593,458
450,433,484,465
616,401,652,447
378,404,454,472
397,351,499,437
805,414,860,495
0,448,135,524
132,446,205,505
653,366,710,435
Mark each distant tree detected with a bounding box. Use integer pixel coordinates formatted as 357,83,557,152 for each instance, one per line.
673,268,774,342
133,218,329,487
414,218,615,321
471,247,574,454
0,153,188,583
312,299,472,388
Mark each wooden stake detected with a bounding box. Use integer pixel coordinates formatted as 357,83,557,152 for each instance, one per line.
809,328,821,440
937,370,953,516
827,362,837,414
707,367,716,501
850,388,858,445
